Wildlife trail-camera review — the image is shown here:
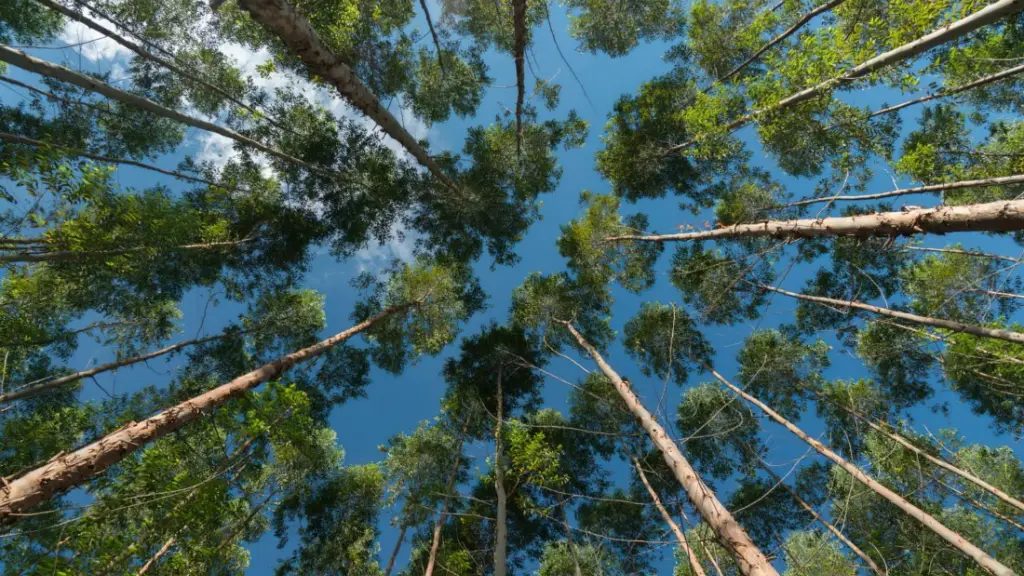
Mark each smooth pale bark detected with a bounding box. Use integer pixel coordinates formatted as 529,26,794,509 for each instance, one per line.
934,475,1024,533
783,174,1024,208
629,454,706,576
0,238,254,264
0,301,417,520
0,330,245,404
30,0,287,132
709,0,846,88
136,534,177,575
850,63,1024,124
607,199,1024,243
706,367,1015,576
805,385,1024,514
0,46,318,171
760,284,1024,344
746,448,884,575
561,321,777,576
424,424,467,576
0,132,235,190
232,0,458,191
513,0,526,156
973,288,1024,300
0,74,119,119
384,523,408,576
493,366,508,576
667,0,1024,153
898,245,1024,264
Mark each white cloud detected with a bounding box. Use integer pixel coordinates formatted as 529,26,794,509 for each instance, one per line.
355,221,418,273
59,20,132,62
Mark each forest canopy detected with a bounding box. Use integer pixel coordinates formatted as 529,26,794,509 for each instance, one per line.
1,0,1024,574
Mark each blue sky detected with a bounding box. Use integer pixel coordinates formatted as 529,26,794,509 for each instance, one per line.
2,2,1022,574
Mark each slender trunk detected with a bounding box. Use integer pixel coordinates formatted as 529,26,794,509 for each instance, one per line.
745,446,885,575
629,454,706,576
136,534,177,575
512,0,526,157
709,0,846,88
760,283,1024,345
29,0,288,133
232,0,458,191
0,301,417,520
1,331,244,404
558,500,584,576
424,422,468,576
214,487,278,555
847,63,1024,125
972,288,1024,300
897,245,1023,265
384,523,408,576
666,0,1024,153
782,174,1024,208
0,132,233,190
0,46,318,171
561,321,777,576
933,475,1024,533
608,199,1024,244
493,366,508,576
680,506,725,576
418,0,446,74
0,237,254,264
804,385,1024,514
705,366,1015,576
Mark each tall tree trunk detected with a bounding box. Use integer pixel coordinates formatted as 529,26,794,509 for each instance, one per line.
783,174,1024,208
972,288,1024,300
0,329,247,404
558,500,584,576
709,0,846,88
136,534,177,575
666,0,1024,153
0,238,254,264
743,445,885,575
0,132,235,190
384,523,408,576
706,366,1015,576
0,301,418,520
560,321,777,576
629,454,706,576
805,386,1024,514
231,0,458,191
933,475,1024,533
760,283,1024,344
512,0,526,157
493,366,508,576
607,199,1024,243
29,0,288,132
0,46,318,171
424,422,468,576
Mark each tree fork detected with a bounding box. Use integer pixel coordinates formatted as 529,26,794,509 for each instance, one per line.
560,320,778,576
0,301,418,520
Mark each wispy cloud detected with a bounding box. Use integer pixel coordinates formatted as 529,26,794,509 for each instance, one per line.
59,19,132,62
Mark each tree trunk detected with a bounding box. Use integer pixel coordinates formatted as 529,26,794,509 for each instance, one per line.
679,506,725,576
512,0,526,157
745,446,885,575
29,0,288,133
231,0,458,191
418,0,446,75
710,0,846,88
933,475,1024,533
0,301,417,520
384,523,408,576
493,366,508,576
897,245,1023,265
782,174,1024,208
0,237,254,264
0,46,317,171
706,366,1015,576
136,534,177,575
760,283,1024,345
806,386,1024,514
972,288,1024,300
424,422,468,576
629,454,706,576
558,500,584,576
561,321,777,576
0,131,234,190
607,199,1024,243
0,331,244,404
667,0,1024,153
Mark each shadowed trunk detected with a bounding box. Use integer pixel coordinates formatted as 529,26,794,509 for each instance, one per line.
424,421,468,576
493,366,508,576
